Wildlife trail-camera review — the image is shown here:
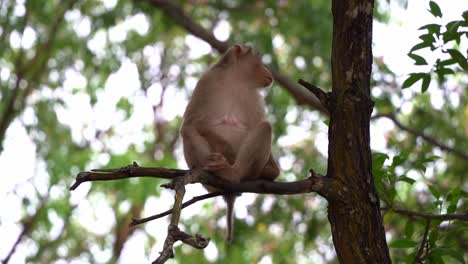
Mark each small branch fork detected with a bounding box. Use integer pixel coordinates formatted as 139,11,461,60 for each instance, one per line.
298,79,331,112
70,163,334,263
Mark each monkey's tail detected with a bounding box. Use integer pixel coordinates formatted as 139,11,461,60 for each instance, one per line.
223,194,237,242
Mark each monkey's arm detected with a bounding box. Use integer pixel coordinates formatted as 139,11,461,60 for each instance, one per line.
180,123,213,169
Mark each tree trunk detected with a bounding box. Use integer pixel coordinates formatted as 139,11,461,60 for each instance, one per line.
327,0,391,262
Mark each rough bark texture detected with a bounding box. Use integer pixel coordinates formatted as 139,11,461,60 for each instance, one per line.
327,0,391,263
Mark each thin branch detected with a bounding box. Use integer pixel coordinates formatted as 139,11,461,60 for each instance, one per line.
153,174,209,264
414,219,431,264
298,79,330,111
130,192,224,226
69,162,186,190
387,207,468,222
146,0,328,114
2,197,48,264
373,113,468,161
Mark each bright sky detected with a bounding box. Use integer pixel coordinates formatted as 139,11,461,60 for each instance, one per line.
0,1,466,263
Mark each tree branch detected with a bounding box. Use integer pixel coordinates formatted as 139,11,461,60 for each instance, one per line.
298,79,330,111
70,163,341,263
386,207,468,222
69,161,186,190
414,219,431,264
373,113,468,161
2,197,48,264
146,0,328,114
130,192,224,226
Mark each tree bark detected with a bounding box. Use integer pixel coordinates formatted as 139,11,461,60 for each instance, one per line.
327,0,391,263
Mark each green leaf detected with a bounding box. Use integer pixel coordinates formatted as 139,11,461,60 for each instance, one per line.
418,23,441,35
421,74,431,93
419,33,435,44
431,247,465,264
402,73,426,89
463,10,468,21
410,42,432,52
373,152,389,170
436,67,455,77
442,30,460,43
424,155,440,162
447,49,468,71
448,187,461,204
408,53,428,65
390,239,418,248
392,154,405,167
446,20,463,33
429,1,442,17
404,220,415,238
429,229,439,247
428,185,441,199
398,176,416,185
447,203,456,214
437,58,456,67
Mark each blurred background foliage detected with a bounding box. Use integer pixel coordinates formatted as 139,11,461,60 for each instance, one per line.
0,0,466,263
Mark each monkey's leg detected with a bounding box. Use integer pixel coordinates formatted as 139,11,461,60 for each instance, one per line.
221,121,272,182
259,154,280,181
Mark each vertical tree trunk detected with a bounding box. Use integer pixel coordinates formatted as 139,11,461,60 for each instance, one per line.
327,0,391,262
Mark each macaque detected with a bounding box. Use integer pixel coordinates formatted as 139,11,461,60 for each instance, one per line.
180,44,280,241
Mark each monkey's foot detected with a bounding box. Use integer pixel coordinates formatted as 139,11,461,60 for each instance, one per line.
203,153,230,171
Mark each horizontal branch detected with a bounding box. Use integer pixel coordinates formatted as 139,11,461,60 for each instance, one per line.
373,113,468,161
69,162,186,190
387,207,468,222
147,0,328,114
70,163,339,200
130,192,224,226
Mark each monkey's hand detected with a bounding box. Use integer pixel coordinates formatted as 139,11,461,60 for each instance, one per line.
203,153,231,171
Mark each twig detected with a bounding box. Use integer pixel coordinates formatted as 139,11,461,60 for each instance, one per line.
386,207,468,222
373,113,468,161
130,192,224,226
153,174,209,264
69,162,186,190
2,197,48,264
298,79,330,111
146,0,328,114
414,219,431,264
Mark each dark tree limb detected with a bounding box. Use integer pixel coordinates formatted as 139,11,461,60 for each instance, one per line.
414,219,431,263
327,0,391,262
388,207,468,222
130,192,224,226
2,197,48,264
71,164,336,200
146,0,328,114
373,113,468,161
153,174,210,264
71,164,341,263
298,79,331,111
69,162,186,190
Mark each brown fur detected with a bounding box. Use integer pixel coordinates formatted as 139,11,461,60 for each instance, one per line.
180,45,280,241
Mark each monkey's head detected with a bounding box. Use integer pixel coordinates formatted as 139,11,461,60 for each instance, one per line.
217,44,274,88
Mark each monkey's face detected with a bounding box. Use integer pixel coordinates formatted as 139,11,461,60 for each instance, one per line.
227,45,274,88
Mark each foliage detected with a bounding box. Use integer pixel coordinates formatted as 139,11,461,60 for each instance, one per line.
404,1,467,93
